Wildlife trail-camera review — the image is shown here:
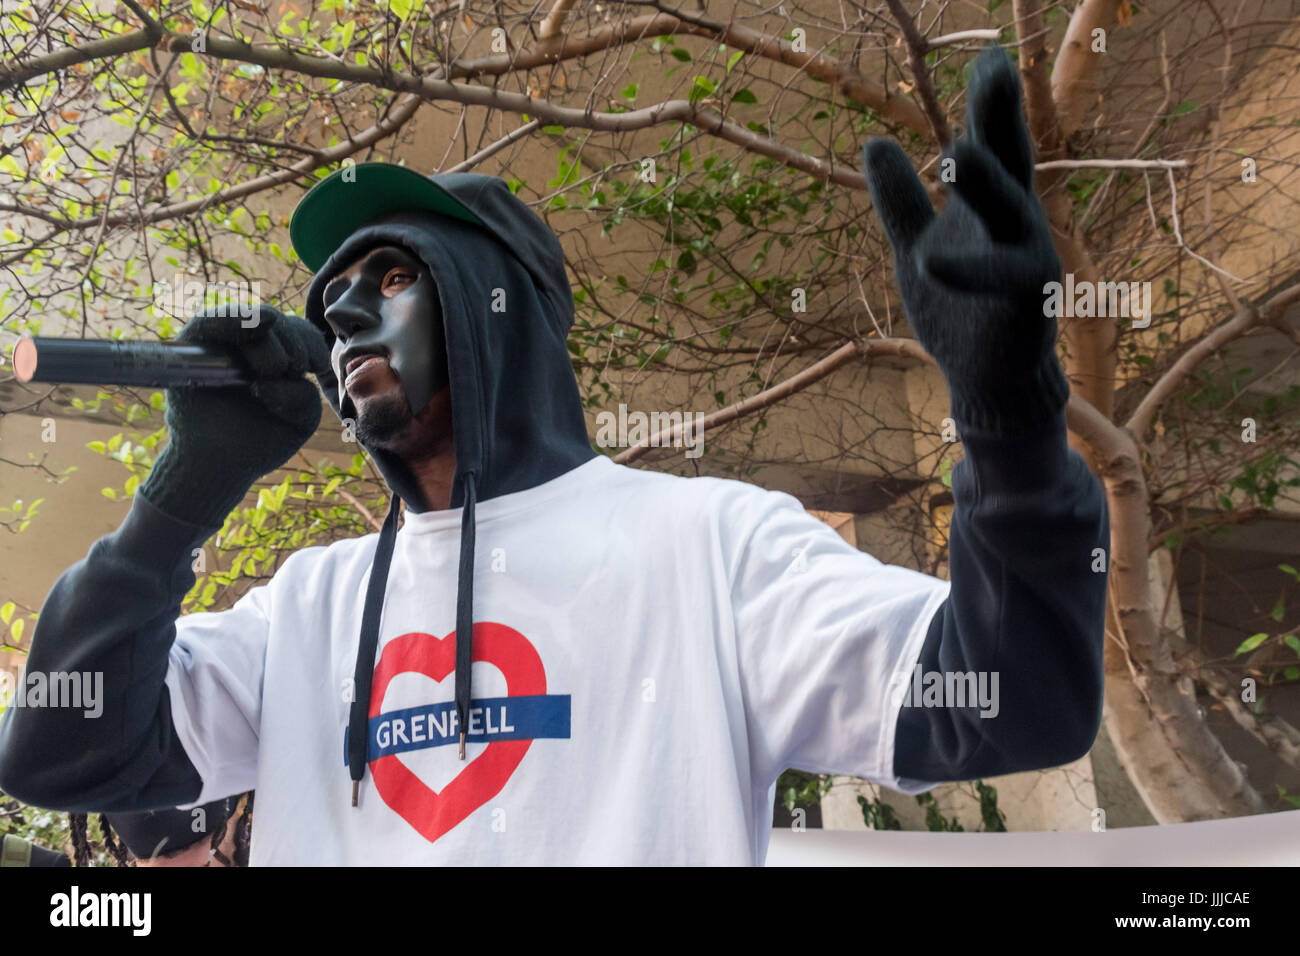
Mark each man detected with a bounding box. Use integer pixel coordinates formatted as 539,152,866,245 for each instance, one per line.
0,48,1107,863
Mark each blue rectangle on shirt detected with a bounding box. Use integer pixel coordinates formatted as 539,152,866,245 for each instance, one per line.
344,694,571,763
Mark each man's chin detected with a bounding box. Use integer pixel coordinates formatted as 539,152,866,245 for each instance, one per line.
352,392,414,448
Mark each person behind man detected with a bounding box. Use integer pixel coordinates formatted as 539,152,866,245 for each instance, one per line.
0,833,70,867
98,797,241,866
0,48,1108,863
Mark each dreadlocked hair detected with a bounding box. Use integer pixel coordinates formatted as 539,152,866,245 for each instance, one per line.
209,802,232,867
232,792,254,867
207,792,255,867
68,813,91,867
98,814,133,867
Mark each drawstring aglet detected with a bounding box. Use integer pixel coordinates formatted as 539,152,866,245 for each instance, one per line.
351,780,359,807
459,728,467,760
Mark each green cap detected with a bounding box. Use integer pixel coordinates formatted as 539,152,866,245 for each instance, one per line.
289,162,483,273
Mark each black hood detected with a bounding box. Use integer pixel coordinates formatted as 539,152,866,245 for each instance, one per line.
303,175,594,510
300,174,594,801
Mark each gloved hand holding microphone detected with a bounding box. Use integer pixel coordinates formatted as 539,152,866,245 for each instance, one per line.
138,305,337,529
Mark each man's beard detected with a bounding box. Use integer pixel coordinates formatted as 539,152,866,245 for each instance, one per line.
353,391,414,448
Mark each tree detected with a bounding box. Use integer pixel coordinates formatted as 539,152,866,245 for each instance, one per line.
1,0,1297,828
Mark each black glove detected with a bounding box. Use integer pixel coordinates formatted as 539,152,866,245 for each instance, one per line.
139,305,334,528
862,45,1069,438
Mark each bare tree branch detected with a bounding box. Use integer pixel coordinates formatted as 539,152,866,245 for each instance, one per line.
1036,159,1187,170
1051,0,1124,138
0,27,154,91
929,29,1002,48
1128,281,1300,438
538,0,579,40
882,0,951,144
615,337,933,464
446,119,542,173
1012,0,1063,159
0,94,423,232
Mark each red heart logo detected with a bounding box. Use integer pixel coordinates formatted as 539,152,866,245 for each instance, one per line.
368,623,546,843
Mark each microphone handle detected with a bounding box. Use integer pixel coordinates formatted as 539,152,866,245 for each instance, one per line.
13,336,255,388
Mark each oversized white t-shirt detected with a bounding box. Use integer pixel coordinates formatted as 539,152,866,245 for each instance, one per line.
164,455,950,864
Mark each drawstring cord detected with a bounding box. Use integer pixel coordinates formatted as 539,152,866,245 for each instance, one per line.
345,470,477,806
454,471,477,760
346,496,402,806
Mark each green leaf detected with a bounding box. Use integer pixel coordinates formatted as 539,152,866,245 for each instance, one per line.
620,83,638,100
0,602,13,625
87,440,106,453
732,88,758,104
9,617,23,641
671,48,692,62
689,76,716,103
1234,632,1269,656
726,50,743,73
1284,634,1300,658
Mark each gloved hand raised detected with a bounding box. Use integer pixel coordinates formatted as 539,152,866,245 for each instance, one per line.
139,305,337,528
862,45,1070,438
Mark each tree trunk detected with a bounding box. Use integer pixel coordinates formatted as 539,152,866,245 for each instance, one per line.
1071,399,1267,819
1023,0,1265,821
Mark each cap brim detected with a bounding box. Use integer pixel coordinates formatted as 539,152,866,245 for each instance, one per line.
290,162,483,273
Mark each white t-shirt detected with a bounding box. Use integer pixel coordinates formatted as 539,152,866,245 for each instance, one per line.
164,455,949,864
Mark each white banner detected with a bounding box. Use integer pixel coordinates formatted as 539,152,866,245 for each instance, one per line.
766,809,1300,866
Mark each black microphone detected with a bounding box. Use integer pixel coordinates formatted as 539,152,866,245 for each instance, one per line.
13,336,263,388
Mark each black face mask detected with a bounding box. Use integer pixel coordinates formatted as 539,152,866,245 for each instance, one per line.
321,244,448,421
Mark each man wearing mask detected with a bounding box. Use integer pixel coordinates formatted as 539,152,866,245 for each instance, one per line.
0,48,1107,863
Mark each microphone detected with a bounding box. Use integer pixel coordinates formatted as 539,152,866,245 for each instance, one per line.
13,336,261,388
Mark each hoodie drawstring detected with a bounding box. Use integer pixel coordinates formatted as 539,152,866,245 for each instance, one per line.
347,495,401,807
346,473,479,806
454,471,477,761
